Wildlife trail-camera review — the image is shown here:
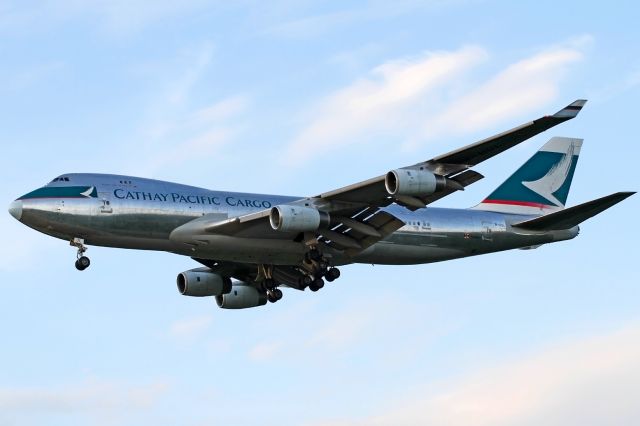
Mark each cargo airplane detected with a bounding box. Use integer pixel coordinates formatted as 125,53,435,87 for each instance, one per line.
7,100,634,309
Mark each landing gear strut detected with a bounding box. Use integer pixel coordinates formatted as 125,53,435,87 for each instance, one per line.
259,265,284,303
71,238,90,271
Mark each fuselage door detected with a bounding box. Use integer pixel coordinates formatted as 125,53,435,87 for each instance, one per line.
98,192,113,213
481,220,506,242
481,221,493,241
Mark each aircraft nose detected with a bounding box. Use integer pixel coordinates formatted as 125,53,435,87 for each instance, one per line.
8,200,23,221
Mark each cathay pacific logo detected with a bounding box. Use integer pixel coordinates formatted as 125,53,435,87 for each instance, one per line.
521,143,576,207
80,186,95,198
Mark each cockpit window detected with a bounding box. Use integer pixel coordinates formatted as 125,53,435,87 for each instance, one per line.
50,176,70,183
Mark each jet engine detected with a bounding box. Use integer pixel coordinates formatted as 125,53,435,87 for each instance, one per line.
215,282,267,309
385,168,448,197
177,268,232,297
269,205,330,232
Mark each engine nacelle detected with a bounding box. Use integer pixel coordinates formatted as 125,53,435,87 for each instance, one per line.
269,205,330,232
385,168,446,197
177,268,232,297
215,283,267,309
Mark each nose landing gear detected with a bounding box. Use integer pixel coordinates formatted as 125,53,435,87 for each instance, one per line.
71,238,90,271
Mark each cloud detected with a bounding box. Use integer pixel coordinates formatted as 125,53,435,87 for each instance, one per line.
137,93,249,176
305,307,376,350
286,38,589,164
0,61,65,93
311,322,640,426
264,1,455,39
120,42,250,176
588,66,640,104
0,0,209,37
248,341,282,362
0,378,168,414
168,314,213,340
414,41,587,149
285,45,488,163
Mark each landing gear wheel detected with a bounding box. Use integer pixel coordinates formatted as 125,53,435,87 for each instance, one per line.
309,278,325,292
273,288,283,300
267,288,283,303
325,267,340,282
299,275,313,288
75,256,90,271
71,238,90,271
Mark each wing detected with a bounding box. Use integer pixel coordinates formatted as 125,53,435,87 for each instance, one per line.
171,100,586,256
317,99,586,209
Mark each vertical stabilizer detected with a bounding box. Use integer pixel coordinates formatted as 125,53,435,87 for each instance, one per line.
473,137,582,215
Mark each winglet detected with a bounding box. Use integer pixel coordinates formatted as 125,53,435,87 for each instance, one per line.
552,99,587,119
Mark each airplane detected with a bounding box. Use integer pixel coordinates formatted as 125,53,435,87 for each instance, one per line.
7,99,634,309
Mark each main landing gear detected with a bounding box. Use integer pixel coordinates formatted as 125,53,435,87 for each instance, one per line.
302,248,341,292
258,249,342,302
71,238,90,271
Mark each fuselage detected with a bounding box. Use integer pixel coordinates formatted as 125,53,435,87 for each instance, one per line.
9,173,579,266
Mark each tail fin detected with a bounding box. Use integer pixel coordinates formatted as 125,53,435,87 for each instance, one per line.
473,137,582,215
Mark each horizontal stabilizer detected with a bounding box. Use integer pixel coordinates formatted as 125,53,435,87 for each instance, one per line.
513,192,635,231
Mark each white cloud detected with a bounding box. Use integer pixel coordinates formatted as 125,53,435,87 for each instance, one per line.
120,42,250,176
311,322,640,426
305,307,376,350
248,341,282,362
0,378,168,414
0,61,65,93
0,0,209,37
143,126,236,175
285,46,488,163
168,314,213,340
165,42,215,107
588,67,640,104
191,96,249,125
287,38,589,164
264,1,455,39
413,43,586,149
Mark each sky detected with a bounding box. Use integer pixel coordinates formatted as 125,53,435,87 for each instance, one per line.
1,1,639,425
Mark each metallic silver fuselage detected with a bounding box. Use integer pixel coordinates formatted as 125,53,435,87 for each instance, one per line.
16,173,579,265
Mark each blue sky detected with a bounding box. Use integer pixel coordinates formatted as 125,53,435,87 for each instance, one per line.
1,1,639,425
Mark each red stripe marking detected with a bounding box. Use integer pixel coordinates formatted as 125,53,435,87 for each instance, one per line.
482,199,552,208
